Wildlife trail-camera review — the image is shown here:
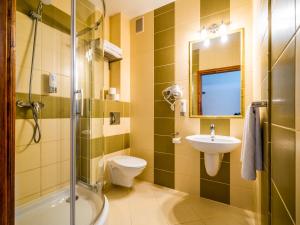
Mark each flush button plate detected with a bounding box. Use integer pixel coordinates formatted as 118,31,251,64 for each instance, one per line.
110,112,120,125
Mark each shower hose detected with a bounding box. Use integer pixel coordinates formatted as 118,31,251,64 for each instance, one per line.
28,4,42,143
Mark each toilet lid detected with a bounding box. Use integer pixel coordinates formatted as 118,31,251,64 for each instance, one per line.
111,156,147,168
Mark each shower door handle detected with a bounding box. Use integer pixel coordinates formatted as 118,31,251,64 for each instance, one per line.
75,89,84,116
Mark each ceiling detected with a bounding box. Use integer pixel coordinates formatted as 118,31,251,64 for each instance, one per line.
106,0,175,18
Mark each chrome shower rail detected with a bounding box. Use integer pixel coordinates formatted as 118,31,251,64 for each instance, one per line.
251,101,268,107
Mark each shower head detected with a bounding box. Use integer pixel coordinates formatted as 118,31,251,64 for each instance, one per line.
40,0,52,5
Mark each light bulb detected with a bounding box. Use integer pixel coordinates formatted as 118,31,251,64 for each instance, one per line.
200,28,207,40
221,34,228,43
219,22,227,34
203,39,210,47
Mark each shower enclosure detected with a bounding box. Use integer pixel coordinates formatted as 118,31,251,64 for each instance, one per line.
14,0,108,224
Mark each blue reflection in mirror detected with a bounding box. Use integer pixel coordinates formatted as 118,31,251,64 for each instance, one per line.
201,70,241,116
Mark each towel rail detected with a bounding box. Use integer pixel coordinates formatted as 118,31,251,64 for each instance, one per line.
251,101,268,107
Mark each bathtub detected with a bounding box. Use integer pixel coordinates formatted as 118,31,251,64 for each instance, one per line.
15,185,109,225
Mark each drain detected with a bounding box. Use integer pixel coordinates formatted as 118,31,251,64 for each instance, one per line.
66,195,79,203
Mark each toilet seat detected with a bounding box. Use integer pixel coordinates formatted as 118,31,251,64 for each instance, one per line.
110,156,147,169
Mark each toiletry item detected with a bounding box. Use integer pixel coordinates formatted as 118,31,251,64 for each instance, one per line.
115,94,120,101
109,87,117,95
180,99,187,116
49,73,57,93
172,137,181,144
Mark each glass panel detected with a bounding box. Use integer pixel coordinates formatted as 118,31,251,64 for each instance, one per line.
15,0,71,224
75,0,105,224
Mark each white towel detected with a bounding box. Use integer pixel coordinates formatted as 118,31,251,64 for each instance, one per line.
241,105,263,180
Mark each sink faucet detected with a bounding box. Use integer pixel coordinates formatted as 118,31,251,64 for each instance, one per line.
210,124,215,141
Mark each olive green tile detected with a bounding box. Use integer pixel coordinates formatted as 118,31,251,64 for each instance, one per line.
154,101,174,118
200,10,230,28
16,93,41,119
91,137,104,158
124,133,130,149
271,125,295,219
80,137,90,158
271,183,295,225
105,134,124,154
61,98,71,118
200,159,229,184
123,102,130,117
154,64,174,84
154,46,174,67
200,179,230,204
154,152,174,172
154,82,174,101
154,169,174,189
200,119,230,136
154,10,174,33
79,118,90,138
80,157,90,183
41,95,62,119
92,99,104,118
154,2,174,16
263,122,269,168
82,99,91,118
200,152,230,162
154,135,174,154
154,118,174,135
104,100,123,118
271,39,295,128
200,0,230,18
261,169,270,225
154,28,175,50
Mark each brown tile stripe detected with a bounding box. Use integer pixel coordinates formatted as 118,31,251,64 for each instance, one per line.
154,2,175,189
200,119,230,204
80,133,130,159
16,93,130,119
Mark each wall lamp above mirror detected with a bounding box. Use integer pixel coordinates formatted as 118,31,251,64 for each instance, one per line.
189,28,244,118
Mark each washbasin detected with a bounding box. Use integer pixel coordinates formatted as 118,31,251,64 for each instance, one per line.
185,135,241,154
186,135,241,176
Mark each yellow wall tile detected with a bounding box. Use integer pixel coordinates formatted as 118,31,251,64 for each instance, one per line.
15,169,41,200
16,144,41,173
41,163,61,191
41,141,61,166
41,119,61,142
15,119,35,146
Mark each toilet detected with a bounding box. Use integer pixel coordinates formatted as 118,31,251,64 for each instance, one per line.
108,156,147,188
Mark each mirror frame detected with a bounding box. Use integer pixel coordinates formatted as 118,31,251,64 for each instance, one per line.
188,28,245,118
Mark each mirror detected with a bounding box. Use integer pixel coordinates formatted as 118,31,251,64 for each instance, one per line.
189,29,244,117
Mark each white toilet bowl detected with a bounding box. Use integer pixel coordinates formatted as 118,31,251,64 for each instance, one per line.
108,156,147,187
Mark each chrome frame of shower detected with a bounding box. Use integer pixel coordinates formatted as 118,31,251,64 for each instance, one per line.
70,0,76,224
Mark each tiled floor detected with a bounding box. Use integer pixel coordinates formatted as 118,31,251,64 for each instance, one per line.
104,180,256,225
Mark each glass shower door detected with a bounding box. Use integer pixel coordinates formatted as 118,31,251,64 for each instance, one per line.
72,0,106,224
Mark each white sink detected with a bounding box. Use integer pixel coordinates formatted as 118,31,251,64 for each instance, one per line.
186,135,241,176
185,135,241,154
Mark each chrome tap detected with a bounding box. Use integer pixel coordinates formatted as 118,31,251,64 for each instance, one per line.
210,124,215,141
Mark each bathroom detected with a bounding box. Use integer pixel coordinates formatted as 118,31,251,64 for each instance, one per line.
0,0,299,224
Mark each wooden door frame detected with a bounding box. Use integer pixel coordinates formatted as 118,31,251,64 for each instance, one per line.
0,0,16,224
